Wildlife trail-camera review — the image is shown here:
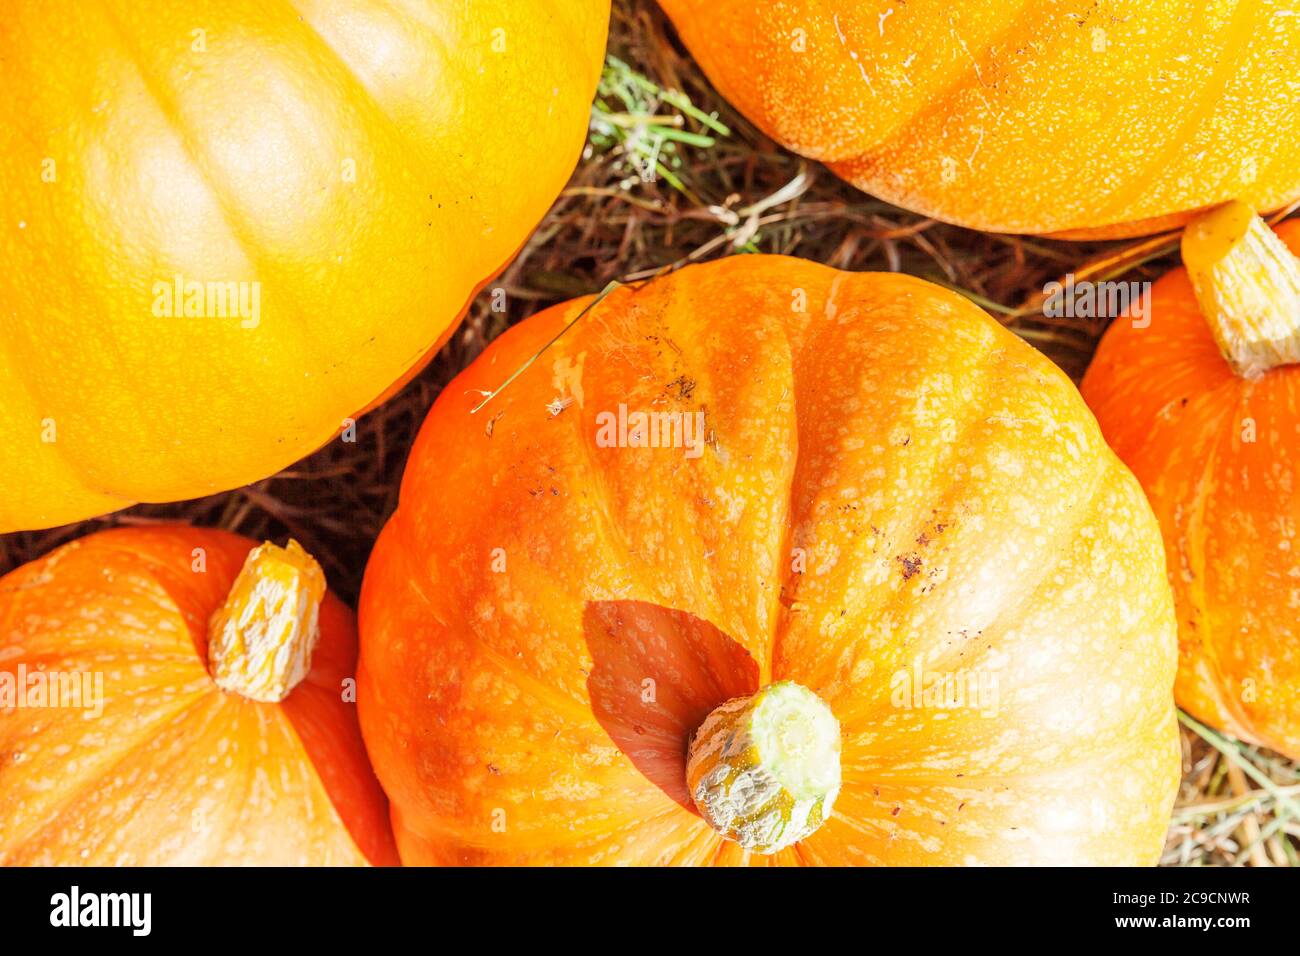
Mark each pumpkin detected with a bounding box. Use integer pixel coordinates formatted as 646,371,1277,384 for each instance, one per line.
358,255,1180,865
0,525,398,865
656,0,1300,237
1083,203,1300,759
0,0,609,533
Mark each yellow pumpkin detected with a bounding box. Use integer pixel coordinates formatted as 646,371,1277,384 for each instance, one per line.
658,0,1300,237
0,0,609,532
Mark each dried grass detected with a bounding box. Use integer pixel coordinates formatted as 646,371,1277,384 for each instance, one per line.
1,0,1294,866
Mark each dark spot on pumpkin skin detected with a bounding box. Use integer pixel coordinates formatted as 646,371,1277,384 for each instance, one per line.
891,807,901,817
646,334,684,358
917,520,949,547
666,375,696,400
897,553,923,579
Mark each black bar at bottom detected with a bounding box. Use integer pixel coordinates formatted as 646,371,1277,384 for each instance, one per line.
0,866,1285,942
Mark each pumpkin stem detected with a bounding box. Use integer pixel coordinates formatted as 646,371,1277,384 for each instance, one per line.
686,681,841,854
207,539,326,703
1181,200,1300,378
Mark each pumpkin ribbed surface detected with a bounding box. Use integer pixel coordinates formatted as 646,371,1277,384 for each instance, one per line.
0,525,397,865
1083,220,1300,759
658,0,1300,236
359,256,1179,865
0,0,609,531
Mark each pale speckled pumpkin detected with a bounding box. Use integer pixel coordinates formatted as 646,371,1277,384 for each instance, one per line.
0,0,609,532
657,0,1300,237
358,255,1180,865
1083,209,1300,759
0,525,397,865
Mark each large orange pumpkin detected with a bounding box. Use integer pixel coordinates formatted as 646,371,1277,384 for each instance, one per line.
657,0,1300,237
358,256,1180,865
1083,204,1300,759
0,0,609,533
0,525,397,865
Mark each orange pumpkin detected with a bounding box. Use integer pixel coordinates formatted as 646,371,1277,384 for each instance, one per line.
358,256,1180,865
0,0,609,533
1083,203,1300,759
657,0,1300,237
0,525,397,865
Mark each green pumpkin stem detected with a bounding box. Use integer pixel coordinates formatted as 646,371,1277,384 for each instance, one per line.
685,681,841,854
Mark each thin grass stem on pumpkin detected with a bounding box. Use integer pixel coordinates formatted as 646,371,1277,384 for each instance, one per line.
470,280,624,415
